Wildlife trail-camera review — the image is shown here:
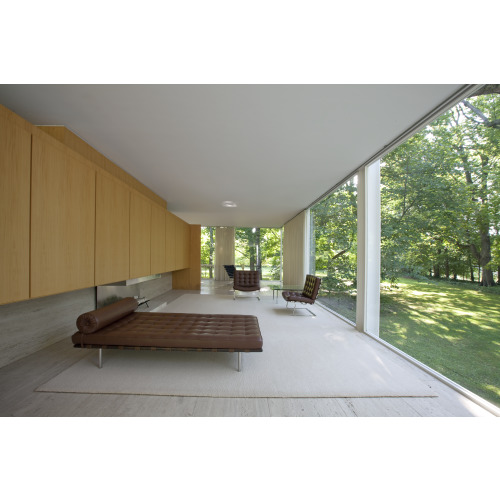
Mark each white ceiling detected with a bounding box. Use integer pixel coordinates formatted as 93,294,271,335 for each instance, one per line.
0,84,465,227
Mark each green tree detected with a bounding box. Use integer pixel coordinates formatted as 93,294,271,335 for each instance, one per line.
381,87,500,286
311,178,357,291
235,227,261,272
453,94,500,285
200,227,215,278
260,228,282,279
235,227,282,279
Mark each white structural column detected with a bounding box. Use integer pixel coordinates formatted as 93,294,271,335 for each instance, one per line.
356,160,381,336
214,227,235,281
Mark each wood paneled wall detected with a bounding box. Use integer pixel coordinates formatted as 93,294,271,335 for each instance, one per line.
172,225,202,290
151,204,166,275
95,172,131,285
0,107,31,304
30,134,96,298
38,126,166,208
130,191,152,279
0,103,200,305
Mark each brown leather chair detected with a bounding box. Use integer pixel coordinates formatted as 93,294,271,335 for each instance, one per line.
282,275,321,315
233,270,261,300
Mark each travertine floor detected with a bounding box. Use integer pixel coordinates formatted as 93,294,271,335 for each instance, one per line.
0,282,496,417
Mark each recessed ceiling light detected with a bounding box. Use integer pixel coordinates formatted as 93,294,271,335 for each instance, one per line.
222,201,237,208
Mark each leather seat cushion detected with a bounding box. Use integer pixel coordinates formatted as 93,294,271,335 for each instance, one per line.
282,291,315,304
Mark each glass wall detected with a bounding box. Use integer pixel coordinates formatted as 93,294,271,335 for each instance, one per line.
380,89,500,407
201,226,282,280
200,227,215,278
235,227,282,280
310,176,357,323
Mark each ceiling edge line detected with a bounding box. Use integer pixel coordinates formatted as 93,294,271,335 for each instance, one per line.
284,83,482,226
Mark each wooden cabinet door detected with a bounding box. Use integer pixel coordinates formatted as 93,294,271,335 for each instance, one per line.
165,211,176,272
95,172,130,285
130,192,151,279
183,221,191,269
175,216,184,270
151,204,166,275
0,110,31,304
31,135,96,298
165,211,191,272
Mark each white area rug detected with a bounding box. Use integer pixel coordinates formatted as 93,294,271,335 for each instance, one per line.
37,294,435,398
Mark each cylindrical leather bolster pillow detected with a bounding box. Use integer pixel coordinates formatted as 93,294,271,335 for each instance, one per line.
77,297,138,333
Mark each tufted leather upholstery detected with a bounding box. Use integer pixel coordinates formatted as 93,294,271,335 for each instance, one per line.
73,309,263,352
233,270,260,292
282,275,321,305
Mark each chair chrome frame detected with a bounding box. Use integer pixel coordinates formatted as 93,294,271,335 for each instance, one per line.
233,290,260,301
286,301,316,316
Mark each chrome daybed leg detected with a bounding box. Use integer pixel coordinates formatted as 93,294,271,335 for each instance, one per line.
98,348,102,369
238,352,242,372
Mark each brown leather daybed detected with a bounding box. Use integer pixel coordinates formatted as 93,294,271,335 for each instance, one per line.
72,297,263,372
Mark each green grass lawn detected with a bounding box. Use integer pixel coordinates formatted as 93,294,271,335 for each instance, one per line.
380,277,500,408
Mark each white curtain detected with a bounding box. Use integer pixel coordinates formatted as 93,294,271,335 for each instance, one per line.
282,210,309,286
214,227,235,281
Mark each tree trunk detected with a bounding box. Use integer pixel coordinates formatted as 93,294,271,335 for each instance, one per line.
461,152,495,286
209,227,214,279
248,228,261,274
468,255,475,282
479,231,495,286
433,264,440,279
470,231,495,286
256,228,262,279
468,239,494,286
249,237,256,271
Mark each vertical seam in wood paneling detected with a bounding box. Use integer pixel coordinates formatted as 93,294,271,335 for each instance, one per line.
148,203,152,276
128,190,131,279
93,169,97,291
29,133,33,298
